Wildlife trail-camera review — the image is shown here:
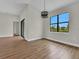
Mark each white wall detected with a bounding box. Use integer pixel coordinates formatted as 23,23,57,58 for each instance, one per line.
0,13,17,37
19,5,43,41
19,2,79,47
43,2,79,47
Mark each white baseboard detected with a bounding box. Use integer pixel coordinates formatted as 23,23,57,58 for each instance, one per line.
21,36,79,47
45,37,79,48
0,35,13,38
25,37,42,41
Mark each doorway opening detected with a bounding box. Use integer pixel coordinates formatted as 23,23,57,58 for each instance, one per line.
21,19,25,38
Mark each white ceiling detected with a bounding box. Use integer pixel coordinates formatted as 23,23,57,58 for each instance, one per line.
0,0,78,16
30,0,79,12
0,0,31,16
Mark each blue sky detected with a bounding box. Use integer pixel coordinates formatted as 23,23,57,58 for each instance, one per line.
51,12,69,27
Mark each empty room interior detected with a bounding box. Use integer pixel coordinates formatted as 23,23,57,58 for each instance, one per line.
0,0,79,59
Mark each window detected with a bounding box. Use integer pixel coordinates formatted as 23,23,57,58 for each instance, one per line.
50,12,69,32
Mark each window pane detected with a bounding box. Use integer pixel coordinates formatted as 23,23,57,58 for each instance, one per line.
59,23,69,32
50,12,70,32
59,12,70,22
50,16,57,24
50,24,57,32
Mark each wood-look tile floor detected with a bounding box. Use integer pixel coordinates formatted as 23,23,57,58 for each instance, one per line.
0,37,79,59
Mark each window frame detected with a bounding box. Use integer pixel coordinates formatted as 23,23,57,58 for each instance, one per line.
50,12,70,32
